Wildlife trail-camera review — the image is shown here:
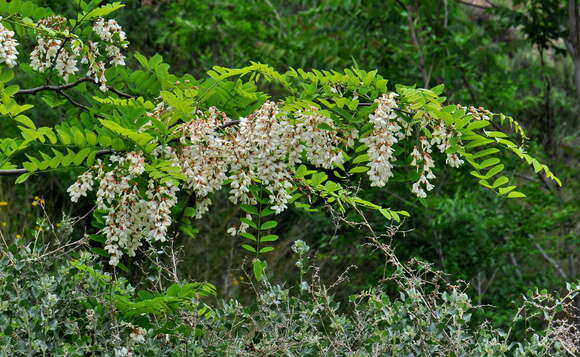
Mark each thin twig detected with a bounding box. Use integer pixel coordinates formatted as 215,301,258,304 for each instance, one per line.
217,120,241,130
535,243,568,280
17,76,93,95
58,90,89,111
17,76,134,98
26,236,89,262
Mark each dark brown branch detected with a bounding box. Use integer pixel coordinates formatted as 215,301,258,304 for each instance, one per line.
217,120,241,130
58,90,89,111
106,85,134,99
17,76,134,99
17,76,93,95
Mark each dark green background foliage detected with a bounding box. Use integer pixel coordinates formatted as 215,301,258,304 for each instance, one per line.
0,0,578,350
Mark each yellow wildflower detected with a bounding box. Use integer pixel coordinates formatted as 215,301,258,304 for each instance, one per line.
0,201,8,207
15,234,22,239
31,196,45,206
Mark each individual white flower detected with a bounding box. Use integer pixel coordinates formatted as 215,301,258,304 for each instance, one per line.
446,153,464,168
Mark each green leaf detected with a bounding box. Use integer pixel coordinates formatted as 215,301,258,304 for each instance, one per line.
260,234,279,242
349,166,369,174
309,172,328,186
479,158,500,169
13,115,35,129
86,131,98,145
507,191,526,198
466,120,490,131
179,224,198,238
498,185,516,195
485,164,504,179
259,220,278,230
242,244,256,253
379,209,392,220
15,172,33,184
471,148,500,159
240,218,258,229
397,210,410,217
100,119,153,147
253,259,265,281
240,204,259,215
492,176,509,188
73,148,92,166
82,2,125,21
484,131,508,138
239,232,257,241
91,247,109,258
352,154,369,164
295,164,307,177
324,181,341,192
117,263,129,273
183,207,195,217
258,247,274,253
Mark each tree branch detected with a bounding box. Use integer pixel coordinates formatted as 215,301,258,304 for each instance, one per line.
58,90,89,111
455,0,491,10
17,76,93,95
217,120,241,130
535,243,568,280
17,76,134,98
405,1,431,88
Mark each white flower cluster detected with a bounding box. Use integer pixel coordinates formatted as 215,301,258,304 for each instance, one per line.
67,152,178,266
0,18,19,68
67,170,94,202
362,93,409,186
178,107,231,217
30,17,79,81
67,102,344,264
294,107,344,169
28,16,127,88
361,93,466,198
92,17,127,66
431,121,464,168
178,103,343,218
65,94,473,263
410,137,436,198
230,103,342,213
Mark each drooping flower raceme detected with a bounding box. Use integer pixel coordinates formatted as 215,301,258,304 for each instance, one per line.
362,93,408,187
67,152,179,265
24,15,128,88
0,18,19,68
